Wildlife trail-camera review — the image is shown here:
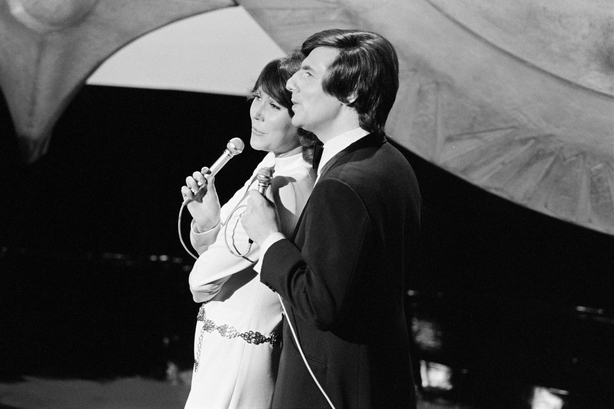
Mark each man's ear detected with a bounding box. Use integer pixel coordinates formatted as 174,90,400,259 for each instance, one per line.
346,91,358,104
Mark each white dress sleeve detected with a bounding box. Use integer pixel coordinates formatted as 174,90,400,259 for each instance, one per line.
187,151,315,302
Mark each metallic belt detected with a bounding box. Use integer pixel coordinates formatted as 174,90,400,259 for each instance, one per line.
194,302,281,372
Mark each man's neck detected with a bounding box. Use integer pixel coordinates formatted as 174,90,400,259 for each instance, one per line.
314,106,360,144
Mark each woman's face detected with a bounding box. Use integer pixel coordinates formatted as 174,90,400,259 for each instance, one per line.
249,88,300,156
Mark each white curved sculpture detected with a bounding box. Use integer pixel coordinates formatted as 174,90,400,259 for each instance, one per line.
0,0,612,235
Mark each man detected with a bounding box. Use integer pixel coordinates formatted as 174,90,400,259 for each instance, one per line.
242,29,421,408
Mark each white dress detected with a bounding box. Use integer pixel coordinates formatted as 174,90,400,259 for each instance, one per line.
184,148,315,409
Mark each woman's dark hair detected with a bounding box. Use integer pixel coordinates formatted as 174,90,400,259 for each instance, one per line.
301,29,399,137
250,56,321,164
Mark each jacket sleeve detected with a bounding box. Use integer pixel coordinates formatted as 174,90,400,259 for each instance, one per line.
260,178,371,330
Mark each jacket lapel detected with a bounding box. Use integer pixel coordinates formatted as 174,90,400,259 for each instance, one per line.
290,133,386,241
318,133,386,178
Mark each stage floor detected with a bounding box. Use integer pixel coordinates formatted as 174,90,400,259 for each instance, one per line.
0,374,472,409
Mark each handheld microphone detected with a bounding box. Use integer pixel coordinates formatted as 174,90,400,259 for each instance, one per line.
247,166,274,246
184,137,245,204
256,167,274,195
208,137,245,178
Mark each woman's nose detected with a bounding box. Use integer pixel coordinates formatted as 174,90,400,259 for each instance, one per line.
251,101,264,120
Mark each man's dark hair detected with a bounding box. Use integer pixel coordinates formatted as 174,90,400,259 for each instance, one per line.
301,29,399,136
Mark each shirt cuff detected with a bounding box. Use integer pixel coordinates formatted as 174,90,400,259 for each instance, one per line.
190,219,221,252
253,232,286,273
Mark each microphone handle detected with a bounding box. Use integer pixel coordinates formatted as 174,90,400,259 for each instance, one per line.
257,183,269,195
256,167,273,195
189,148,232,203
208,148,233,177
182,138,244,205
184,149,234,204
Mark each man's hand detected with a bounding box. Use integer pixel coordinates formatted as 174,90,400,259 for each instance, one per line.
241,190,280,247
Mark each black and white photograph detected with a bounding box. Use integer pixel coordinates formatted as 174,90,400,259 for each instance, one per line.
1,2,613,408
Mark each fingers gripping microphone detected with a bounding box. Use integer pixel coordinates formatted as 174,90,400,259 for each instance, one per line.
256,167,274,195
184,137,245,204
247,167,274,246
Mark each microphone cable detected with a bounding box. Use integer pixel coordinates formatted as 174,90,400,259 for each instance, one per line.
178,166,273,263
221,165,274,262
178,175,256,262
177,137,245,259
278,294,336,409
178,200,199,260
178,163,334,406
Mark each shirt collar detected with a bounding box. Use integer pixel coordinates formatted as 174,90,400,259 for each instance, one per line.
317,127,369,175
274,146,303,167
260,146,304,172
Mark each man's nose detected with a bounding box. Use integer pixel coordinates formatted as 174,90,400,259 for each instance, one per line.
286,73,297,92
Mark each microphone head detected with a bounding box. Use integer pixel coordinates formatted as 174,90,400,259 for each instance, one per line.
227,138,245,156
257,166,274,182
256,166,274,194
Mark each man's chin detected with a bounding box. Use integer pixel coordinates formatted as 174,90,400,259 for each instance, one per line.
291,117,304,128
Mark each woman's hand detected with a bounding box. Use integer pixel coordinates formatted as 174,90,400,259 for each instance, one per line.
181,167,221,232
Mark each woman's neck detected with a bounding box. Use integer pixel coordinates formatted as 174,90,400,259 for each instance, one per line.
274,145,302,158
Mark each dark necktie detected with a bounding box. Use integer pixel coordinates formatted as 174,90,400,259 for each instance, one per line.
312,143,324,172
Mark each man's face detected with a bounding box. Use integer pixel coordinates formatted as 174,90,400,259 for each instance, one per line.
286,47,344,138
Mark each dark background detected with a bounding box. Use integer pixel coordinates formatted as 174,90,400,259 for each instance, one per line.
1,85,613,407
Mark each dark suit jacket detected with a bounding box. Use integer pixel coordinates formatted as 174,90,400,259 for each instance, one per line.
261,133,421,408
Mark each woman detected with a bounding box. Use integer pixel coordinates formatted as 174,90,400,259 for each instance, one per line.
181,56,317,409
